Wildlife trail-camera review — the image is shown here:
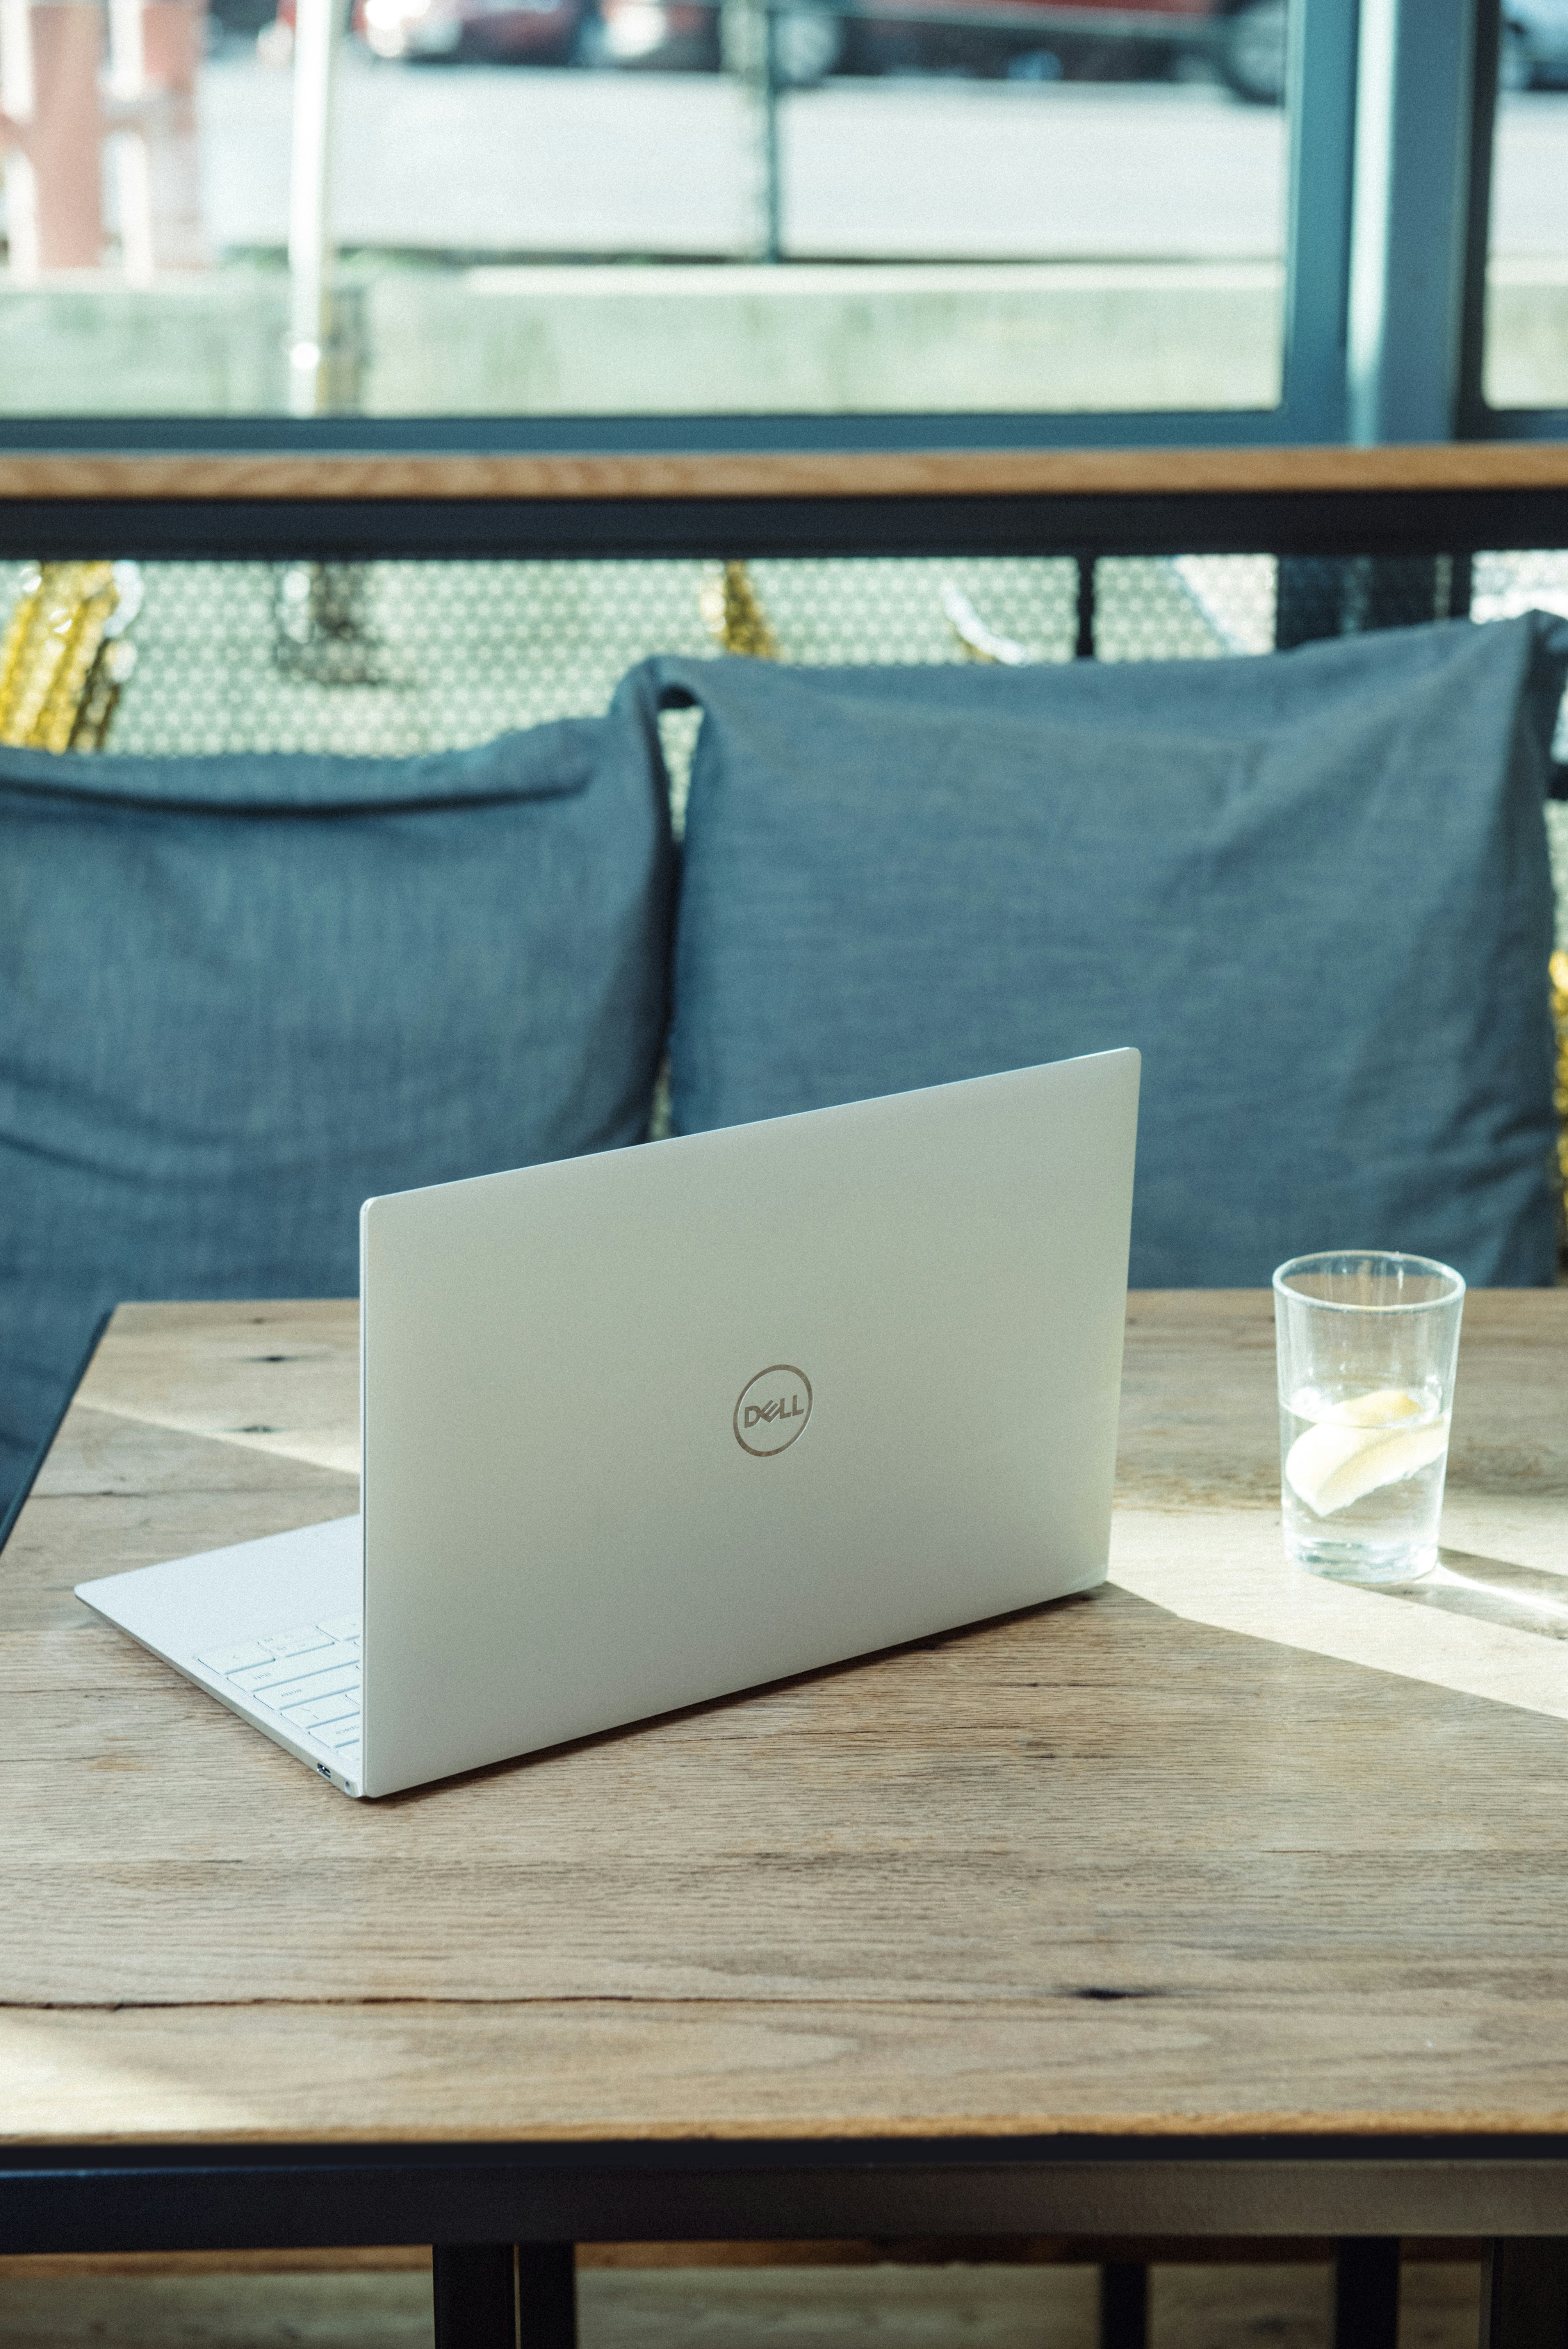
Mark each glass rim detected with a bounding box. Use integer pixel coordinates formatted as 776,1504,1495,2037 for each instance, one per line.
1272,1249,1465,1313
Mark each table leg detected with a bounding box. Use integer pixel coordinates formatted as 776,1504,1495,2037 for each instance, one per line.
519,2241,578,2349
432,2241,517,2349
1334,2239,1401,2349
1481,2241,1568,2349
1101,2260,1149,2349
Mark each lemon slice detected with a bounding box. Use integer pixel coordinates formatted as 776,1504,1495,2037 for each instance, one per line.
1286,1392,1449,1520
1323,1387,1426,1429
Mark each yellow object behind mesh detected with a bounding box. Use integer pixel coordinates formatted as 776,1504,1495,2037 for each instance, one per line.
0,561,126,752
1550,951,1568,1253
698,560,778,661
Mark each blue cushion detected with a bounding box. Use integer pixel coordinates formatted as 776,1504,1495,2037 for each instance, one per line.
652,614,1568,1290
0,693,672,1523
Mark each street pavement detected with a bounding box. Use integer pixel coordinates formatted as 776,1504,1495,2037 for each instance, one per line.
201,58,1285,258
197,58,1566,263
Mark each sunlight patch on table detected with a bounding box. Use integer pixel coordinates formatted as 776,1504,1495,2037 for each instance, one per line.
0,2014,262,2139
75,1391,360,1479
75,1304,360,1479
1110,1503,1568,1723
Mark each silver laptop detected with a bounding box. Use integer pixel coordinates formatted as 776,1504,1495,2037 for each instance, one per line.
76,1048,1139,1800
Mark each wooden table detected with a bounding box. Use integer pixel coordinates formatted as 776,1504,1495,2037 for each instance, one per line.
6,1292,1568,2348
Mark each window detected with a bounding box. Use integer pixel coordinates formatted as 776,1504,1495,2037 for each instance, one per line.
1482,6,1568,413
0,0,1312,435
0,2,1561,451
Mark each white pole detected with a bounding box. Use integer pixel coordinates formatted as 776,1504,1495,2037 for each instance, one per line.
0,0,36,123
287,0,343,415
0,0,38,283
109,131,155,282
105,0,154,282
1,148,39,280
106,0,145,102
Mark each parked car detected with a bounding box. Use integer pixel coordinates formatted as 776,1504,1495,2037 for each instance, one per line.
263,0,588,64
588,0,841,78
592,0,1287,100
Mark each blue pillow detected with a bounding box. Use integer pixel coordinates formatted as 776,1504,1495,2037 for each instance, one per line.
0,689,672,1524
652,615,1568,1290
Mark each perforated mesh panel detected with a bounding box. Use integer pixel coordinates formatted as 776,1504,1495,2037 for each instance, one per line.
97,559,719,757
5,546,1566,908
6,547,1545,756
4,554,1087,761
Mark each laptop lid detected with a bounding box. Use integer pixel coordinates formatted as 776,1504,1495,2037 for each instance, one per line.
358,1047,1139,1797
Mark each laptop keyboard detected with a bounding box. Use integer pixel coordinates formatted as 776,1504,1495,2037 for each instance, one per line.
196,1615,362,1768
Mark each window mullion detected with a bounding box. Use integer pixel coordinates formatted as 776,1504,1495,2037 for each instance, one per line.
1280,0,1360,444
1347,0,1479,444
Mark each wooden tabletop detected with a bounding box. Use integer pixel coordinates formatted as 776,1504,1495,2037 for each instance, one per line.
5,1291,1568,2151
4,442,1568,507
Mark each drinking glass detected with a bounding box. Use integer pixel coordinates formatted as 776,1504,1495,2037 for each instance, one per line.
1272,1251,1465,1586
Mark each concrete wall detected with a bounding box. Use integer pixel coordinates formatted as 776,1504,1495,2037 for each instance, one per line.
366,263,1283,415
0,271,289,413
0,257,1564,417
1486,258,1568,411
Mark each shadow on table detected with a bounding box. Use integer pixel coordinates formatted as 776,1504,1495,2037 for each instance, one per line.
1375,1551,1568,1643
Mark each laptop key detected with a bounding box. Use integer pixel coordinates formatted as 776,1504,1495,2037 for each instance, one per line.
317,1615,361,1642
321,1722,363,1752
248,1662,360,1715
261,1626,335,1659
226,1645,356,1695
196,1641,275,1674
283,1691,361,1730
226,1658,301,1693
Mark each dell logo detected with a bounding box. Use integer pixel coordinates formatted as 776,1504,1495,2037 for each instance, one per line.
734,1365,813,1457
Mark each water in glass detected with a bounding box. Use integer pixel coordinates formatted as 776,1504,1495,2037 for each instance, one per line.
1279,1376,1449,1584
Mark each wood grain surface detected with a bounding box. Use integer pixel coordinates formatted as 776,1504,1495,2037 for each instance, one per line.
5,1294,1568,2147
2,445,1567,506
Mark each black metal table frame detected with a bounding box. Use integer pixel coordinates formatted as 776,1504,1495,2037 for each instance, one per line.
4,2135,1567,2349
4,481,1568,568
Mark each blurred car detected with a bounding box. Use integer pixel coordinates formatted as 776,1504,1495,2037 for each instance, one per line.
264,0,588,63
362,0,587,62
592,0,1288,100
589,0,841,77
